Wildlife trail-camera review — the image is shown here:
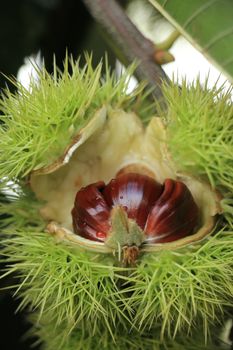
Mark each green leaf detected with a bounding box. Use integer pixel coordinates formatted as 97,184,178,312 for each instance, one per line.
149,0,233,82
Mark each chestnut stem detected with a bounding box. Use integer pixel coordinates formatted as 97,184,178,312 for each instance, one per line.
105,206,145,250
82,0,169,103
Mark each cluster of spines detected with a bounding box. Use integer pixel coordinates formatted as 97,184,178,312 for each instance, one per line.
0,56,154,179
160,78,233,193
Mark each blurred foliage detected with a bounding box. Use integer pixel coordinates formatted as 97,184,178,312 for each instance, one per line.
149,0,233,83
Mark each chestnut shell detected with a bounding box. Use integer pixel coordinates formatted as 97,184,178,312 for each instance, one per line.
71,173,199,244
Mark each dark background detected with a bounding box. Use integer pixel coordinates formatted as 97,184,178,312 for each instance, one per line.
0,0,117,92
0,0,115,348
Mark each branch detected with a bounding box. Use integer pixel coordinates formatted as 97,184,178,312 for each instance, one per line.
82,0,170,101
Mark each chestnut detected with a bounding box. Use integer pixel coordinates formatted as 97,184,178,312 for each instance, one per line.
71,173,199,245
71,181,110,242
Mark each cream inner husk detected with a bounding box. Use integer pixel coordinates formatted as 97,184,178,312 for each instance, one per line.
30,107,220,251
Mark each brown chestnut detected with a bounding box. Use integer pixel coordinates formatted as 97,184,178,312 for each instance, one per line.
71,173,199,245
71,181,110,242
145,178,199,243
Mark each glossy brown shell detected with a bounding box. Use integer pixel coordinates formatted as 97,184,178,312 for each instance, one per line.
71,173,199,244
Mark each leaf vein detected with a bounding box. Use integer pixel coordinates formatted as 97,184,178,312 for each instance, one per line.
222,55,233,68
184,0,220,29
204,27,233,50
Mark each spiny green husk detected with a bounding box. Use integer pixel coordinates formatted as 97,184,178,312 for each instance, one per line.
0,59,233,348
2,230,232,348
1,190,233,344
0,56,153,178
160,79,233,192
30,316,222,350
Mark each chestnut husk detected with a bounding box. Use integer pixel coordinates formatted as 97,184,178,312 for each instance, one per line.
30,108,221,254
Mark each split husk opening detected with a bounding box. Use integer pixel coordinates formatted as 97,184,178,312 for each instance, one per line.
30,107,221,255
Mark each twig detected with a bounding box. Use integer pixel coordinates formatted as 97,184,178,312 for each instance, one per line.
156,30,180,50
82,0,170,102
